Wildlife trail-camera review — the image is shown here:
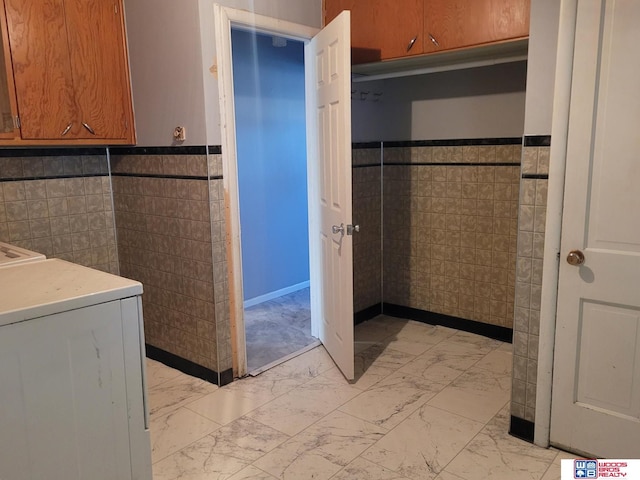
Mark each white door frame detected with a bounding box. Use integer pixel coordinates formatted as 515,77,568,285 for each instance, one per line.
534,0,578,447
213,5,319,377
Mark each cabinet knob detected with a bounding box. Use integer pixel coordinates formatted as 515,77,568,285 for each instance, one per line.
407,35,418,52
82,123,96,135
61,123,73,136
428,33,440,47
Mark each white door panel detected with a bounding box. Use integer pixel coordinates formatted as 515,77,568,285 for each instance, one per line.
551,0,640,457
306,11,354,380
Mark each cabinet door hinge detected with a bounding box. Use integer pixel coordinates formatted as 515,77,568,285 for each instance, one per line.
14,115,20,129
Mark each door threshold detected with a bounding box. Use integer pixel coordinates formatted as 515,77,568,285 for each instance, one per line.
248,339,321,376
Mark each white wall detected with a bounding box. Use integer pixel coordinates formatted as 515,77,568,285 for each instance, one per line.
124,0,207,147
233,30,310,300
523,0,561,136
123,0,321,147
352,61,528,142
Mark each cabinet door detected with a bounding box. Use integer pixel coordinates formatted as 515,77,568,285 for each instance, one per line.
0,301,132,480
65,0,135,142
325,0,423,64
0,0,18,139
424,0,530,53
4,0,78,140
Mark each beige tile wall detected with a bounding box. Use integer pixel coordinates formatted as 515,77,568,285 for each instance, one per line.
383,144,522,328
0,154,117,273
352,147,382,314
510,145,550,423
208,155,232,374
111,152,229,378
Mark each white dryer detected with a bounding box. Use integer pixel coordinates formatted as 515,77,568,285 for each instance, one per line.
0,242,46,267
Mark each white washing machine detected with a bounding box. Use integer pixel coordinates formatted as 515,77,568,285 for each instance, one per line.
0,242,46,267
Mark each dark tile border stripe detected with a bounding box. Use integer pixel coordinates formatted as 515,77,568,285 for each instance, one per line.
0,147,107,157
109,145,222,156
353,163,382,168
146,344,232,386
523,135,551,147
1,173,108,182
354,303,383,325
383,162,521,167
353,142,382,149
522,174,549,180
382,303,513,343
384,138,522,148
111,172,214,181
509,415,535,443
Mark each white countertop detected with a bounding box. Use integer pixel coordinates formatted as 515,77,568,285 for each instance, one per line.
0,259,143,327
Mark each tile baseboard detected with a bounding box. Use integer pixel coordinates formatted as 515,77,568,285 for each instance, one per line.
146,344,233,386
381,303,513,343
354,303,383,325
509,415,535,443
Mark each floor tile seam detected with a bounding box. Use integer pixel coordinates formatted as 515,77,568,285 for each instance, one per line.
245,464,278,480
183,381,280,416
150,425,220,466
208,415,292,466
360,361,454,397
381,339,446,357
450,364,513,390
469,362,514,378
147,372,188,392
263,384,363,419
148,389,225,419
153,403,224,430
149,412,225,465
364,352,420,373
538,451,566,480
263,405,391,455
396,357,471,383
425,391,511,426
388,365,460,391
460,349,514,378
181,401,240,425
441,427,559,480
350,402,485,479
424,405,503,479
317,369,368,392
337,389,438,433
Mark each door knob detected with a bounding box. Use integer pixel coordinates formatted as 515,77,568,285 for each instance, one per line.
347,224,359,235
566,249,585,266
332,224,344,235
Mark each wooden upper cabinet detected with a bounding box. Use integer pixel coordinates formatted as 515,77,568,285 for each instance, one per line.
0,0,19,139
3,0,135,145
325,0,424,64
423,0,530,53
65,1,133,141
324,0,530,64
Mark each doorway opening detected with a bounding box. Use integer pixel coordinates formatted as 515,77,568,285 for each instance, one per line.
231,29,318,374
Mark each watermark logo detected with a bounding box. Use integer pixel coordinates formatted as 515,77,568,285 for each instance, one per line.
563,459,636,478
575,460,598,478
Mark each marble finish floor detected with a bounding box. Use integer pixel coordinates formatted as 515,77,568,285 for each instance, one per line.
244,288,317,373
147,315,572,480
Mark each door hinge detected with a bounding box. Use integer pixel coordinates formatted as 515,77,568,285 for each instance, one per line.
14,115,20,129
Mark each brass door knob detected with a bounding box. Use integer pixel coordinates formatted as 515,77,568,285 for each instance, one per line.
566,250,585,266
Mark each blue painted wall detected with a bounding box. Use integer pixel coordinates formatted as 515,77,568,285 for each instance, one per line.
232,29,309,302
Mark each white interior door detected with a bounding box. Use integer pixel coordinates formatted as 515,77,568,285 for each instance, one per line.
305,11,354,380
550,0,640,457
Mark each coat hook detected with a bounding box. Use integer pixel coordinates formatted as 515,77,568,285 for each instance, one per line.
360,90,369,101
